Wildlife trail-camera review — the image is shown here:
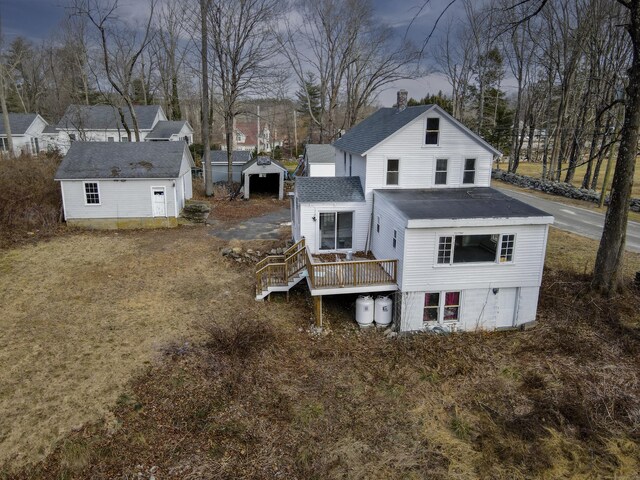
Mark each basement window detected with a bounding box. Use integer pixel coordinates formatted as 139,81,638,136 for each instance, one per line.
424,291,461,323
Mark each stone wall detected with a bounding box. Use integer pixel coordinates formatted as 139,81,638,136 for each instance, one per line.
492,169,640,212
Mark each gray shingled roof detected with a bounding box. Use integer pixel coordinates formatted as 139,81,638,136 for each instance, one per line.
209,150,252,164
242,156,287,172
296,176,365,203
375,188,551,220
0,113,39,135
55,142,189,180
304,144,335,164
57,105,162,131
147,120,189,139
333,106,432,155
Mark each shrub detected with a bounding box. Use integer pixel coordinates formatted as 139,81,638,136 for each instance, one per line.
0,152,62,241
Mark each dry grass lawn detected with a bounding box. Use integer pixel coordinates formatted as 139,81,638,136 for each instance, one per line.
2,224,640,478
0,227,284,470
499,157,640,198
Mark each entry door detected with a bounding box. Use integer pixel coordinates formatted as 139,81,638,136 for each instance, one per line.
496,288,518,328
151,187,167,217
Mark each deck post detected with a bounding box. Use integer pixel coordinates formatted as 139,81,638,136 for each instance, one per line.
313,295,323,328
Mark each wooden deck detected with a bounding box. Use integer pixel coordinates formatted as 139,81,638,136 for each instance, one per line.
306,251,397,290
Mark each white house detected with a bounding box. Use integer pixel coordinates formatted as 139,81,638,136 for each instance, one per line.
258,90,554,333
302,144,336,177
0,113,49,156
47,104,192,153
55,142,194,229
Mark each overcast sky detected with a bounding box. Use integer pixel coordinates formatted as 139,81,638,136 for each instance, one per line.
1,0,462,106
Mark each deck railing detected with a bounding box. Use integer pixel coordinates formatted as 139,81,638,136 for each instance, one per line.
255,238,306,295
307,258,397,289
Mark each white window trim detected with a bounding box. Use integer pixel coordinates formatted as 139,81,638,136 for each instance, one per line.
83,181,101,206
434,233,517,267
392,229,397,249
462,158,477,185
150,186,168,217
376,215,380,234
316,209,356,252
434,158,449,187
424,116,441,147
384,157,400,186
423,290,463,325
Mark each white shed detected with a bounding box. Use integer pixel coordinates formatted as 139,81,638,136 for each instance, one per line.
55,142,194,229
242,156,287,200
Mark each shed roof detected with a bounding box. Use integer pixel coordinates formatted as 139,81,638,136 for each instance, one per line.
210,150,252,164
147,120,191,139
0,113,41,135
241,156,287,172
375,188,551,220
296,176,365,203
57,105,162,131
55,142,190,180
304,144,335,164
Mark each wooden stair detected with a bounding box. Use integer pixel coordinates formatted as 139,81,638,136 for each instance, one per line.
255,238,307,300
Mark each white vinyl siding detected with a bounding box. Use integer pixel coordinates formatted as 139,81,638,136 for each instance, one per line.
370,192,407,285
363,112,493,194
309,163,335,177
401,224,548,292
298,200,369,254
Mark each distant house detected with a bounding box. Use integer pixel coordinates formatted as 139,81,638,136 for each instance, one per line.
206,150,252,183
302,144,336,177
55,142,194,229
0,113,49,156
258,90,554,334
223,121,280,153
47,104,192,153
146,120,194,144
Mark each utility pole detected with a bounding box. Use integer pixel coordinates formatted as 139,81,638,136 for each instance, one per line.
257,105,260,153
201,0,213,196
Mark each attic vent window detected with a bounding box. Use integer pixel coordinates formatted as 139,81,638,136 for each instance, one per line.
425,118,439,145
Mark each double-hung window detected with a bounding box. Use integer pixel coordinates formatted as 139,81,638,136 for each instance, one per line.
84,182,100,205
386,159,399,185
424,291,461,323
392,229,397,249
435,159,448,185
425,118,440,145
463,158,476,184
437,234,515,264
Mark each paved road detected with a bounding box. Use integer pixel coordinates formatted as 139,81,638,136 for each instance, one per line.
496,187,640,253
209,207,291,241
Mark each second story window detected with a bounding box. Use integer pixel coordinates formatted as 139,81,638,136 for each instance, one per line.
393,229,397,249
463,158,476,184
437,234,515,265
425,118,440,145
435,159,448,185
500,234,515,263
386,159,399,185
376,215,380,233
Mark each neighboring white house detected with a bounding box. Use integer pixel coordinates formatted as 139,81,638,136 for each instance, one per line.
146,120,194,144
259,90,554,334
242,156,287,200
301,144,336,177
206,150,253,183
55,142,194,229
0,113,49,156
46,104,192,153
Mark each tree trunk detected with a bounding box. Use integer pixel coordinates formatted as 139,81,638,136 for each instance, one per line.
592,1,640,293
201,0,213,197
0,68,14,156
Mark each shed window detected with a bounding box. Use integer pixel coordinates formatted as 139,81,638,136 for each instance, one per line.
386,159,399,185
84,182,100,204
500,234,515,263
425,118,440,145
435,159,448,185
463,158,476,184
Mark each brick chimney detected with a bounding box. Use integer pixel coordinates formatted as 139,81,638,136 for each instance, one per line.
397,89,408,112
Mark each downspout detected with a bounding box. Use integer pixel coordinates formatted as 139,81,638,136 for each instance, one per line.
365,192,374,254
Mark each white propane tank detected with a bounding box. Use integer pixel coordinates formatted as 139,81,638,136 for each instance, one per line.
355,296,375,327
375,296,393,327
